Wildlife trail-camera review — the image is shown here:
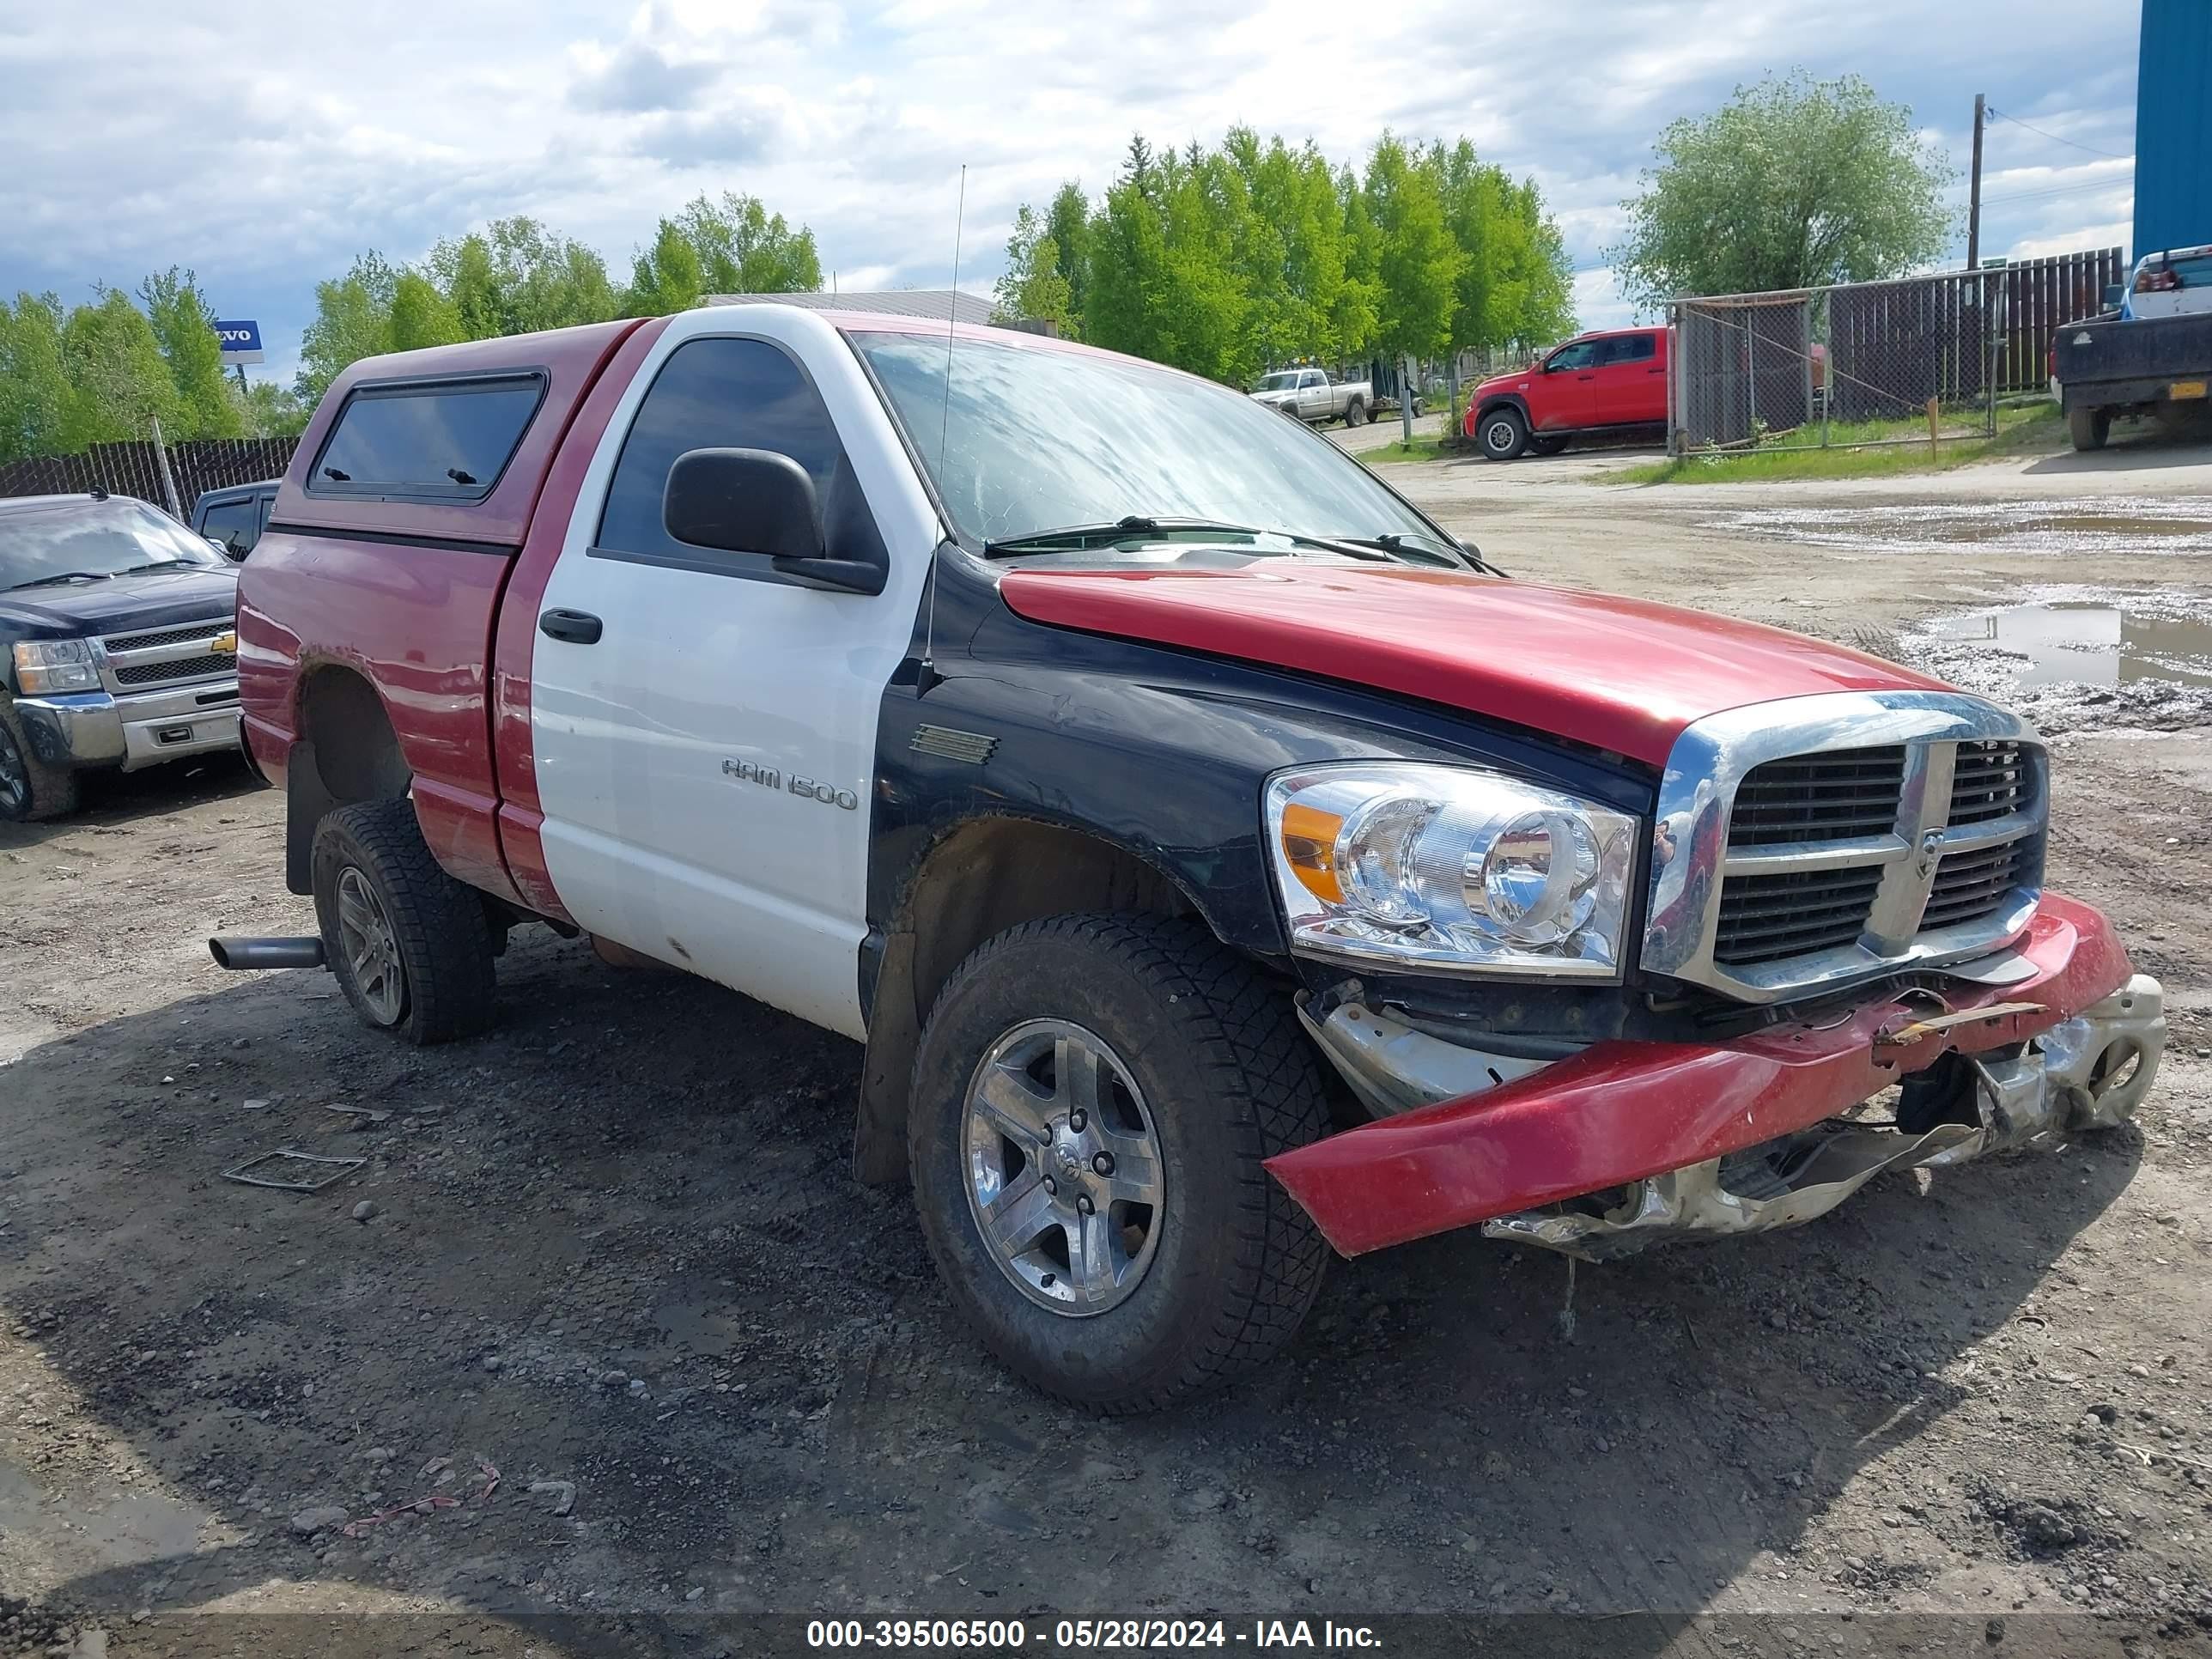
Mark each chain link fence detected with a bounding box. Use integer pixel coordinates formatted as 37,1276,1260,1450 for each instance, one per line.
0,434,295,518
1666,249,2124,456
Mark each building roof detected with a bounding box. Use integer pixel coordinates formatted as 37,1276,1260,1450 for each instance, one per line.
702,289,995,325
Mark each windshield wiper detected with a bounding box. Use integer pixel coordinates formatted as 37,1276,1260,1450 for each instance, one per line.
982,515,1390,561
7,570,112,590
1340,532,1507,577
120,561,198,575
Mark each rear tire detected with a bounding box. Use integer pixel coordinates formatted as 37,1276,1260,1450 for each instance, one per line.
312,799,495,1044
1343,398,1367,428
1478,406,1528,461
908,914,1330,1413
2068,405,2111,452
1528,434,1571,457
0,698,79,823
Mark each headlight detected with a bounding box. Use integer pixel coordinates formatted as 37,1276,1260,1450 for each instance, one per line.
1265,763,1638,979
12,639,100,695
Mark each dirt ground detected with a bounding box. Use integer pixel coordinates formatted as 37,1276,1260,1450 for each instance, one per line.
5,424,2212,1658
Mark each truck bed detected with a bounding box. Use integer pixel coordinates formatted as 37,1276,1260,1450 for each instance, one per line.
2055,312,2212,410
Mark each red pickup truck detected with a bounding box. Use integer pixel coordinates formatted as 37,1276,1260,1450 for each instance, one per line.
1465,325,1672,459
223,305,2164,1412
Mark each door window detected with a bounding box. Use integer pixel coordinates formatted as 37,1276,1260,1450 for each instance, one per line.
199,499,260,556
1547,341,1601,371
595,336,880,573
1603,333,1658,365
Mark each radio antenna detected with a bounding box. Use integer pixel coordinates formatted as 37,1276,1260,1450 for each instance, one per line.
919,163,966,698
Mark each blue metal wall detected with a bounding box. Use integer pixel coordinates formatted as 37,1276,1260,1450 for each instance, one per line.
2135,0,2212,258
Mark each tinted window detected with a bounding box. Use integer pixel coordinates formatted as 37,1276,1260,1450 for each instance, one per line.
1547,340,1600,371
1602,333,1657,365
312,377,542,497
199,499,259,555
598,337,848,562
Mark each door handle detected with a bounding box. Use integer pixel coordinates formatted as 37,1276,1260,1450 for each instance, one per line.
539,608,603,645
1577,374,1595,381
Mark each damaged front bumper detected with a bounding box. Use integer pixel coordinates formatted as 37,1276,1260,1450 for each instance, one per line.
1267,893,2163,1261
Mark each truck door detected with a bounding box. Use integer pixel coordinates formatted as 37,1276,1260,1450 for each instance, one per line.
1297,369,1328,421
1531,338,1600,429
524,308,940,1040
1588,331,1667,425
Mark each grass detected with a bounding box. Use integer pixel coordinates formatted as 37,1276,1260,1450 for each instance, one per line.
1361,436,1454,465
1611,402,2064,484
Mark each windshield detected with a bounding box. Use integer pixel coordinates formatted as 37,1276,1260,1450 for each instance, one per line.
0,498,228,590
1255,372,1300,392
852,332,1440,555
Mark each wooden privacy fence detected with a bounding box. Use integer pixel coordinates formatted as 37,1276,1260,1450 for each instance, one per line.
0,437,296,517
1990,247,2124,391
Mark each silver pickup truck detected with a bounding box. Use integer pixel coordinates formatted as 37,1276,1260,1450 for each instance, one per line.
1249,367,1371,427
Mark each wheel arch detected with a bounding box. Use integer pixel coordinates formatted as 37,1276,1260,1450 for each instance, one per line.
1474,393,1529,428
283,661,412,895
852,811,1218,1187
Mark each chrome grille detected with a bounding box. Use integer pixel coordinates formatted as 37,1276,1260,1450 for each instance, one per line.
103,622,229,653
1728,745,1905,848
1948,738,2029,826
113,652,234,686
1923,840,2031,931
1641,692,2049,1005
1714,866,1887,965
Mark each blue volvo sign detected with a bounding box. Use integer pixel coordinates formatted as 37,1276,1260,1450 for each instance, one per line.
213,319,264,366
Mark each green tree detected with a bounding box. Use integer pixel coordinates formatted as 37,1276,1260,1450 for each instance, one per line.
993,204,1076,332
138,268,243,441
1610,70,1956,304
58,288,183,449
1431,142,1576,359
1362,135,1459,362
428,217,624,337
234,379,310,441
1043,182,1092,330
625,218,709,316
675,193,822,295
296,253,398,404
0,293,72,463
389,270,468,352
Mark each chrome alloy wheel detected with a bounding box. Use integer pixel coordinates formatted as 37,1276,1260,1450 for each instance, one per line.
335,866,404,1025
962,1018,1167,1316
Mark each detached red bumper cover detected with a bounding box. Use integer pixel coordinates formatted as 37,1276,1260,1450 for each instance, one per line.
1265,894,2135,1257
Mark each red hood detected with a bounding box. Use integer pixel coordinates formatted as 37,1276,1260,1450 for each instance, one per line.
997,563,1948,766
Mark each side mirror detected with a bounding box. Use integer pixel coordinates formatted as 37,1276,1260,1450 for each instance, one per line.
662,447,883,594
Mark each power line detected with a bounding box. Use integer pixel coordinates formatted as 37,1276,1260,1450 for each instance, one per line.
1985,106,2133,162
1982,178,2133,207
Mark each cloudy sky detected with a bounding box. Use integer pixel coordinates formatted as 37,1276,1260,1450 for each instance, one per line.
0,0,2142,386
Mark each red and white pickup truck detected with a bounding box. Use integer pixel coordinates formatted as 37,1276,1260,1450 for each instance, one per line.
224,304,2164,1412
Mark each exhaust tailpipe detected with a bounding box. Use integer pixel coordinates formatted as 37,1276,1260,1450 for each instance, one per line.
209,935,326,971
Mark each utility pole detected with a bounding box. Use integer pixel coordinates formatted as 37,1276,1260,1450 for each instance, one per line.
1966,93,1986,269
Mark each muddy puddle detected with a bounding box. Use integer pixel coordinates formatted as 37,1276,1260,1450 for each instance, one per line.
1711,497,2212,556
1923,599,2212,689
1902,586,2212,732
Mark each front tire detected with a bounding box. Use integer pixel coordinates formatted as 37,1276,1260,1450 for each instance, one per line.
1478,406,1528,460
908,914,1330,1413
0,698,78,823
312,799,495,1044
2069,405,2111,452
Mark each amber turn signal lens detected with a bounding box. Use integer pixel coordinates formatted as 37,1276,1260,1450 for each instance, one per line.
1280,802,1346,903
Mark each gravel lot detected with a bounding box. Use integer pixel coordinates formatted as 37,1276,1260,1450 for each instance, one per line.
5,429,2212,1657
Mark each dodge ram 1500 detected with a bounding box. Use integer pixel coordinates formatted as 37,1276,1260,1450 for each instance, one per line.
221,305,2166,1412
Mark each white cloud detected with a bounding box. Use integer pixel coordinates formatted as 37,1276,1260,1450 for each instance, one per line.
0,0,2142,388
